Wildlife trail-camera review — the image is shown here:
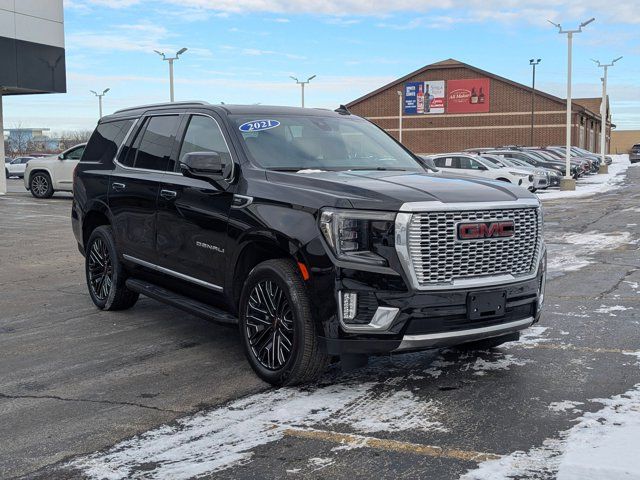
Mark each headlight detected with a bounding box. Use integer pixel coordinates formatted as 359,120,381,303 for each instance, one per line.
320,209,395,266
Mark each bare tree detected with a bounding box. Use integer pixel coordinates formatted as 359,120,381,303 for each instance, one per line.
7,123,35,157
57,130,93,151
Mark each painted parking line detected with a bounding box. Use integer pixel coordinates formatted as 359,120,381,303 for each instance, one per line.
517,342,638,355
283,427,501,463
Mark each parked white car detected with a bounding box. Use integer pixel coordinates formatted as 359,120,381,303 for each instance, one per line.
479,154,550,190
24,144,86,198
425,153,535,190
5,156,35,178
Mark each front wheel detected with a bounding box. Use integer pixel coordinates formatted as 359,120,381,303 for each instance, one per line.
239,259,329,386
30,172,54,198
85,225,139,311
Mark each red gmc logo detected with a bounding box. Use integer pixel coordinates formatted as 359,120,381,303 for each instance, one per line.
457,221,515,240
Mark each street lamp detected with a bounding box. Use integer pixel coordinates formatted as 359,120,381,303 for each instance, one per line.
154,48,188,102
397,90,403,143
90,88,110,119
529,59,541,147
290,75,316,108
549,17,595,191
592,56,622,174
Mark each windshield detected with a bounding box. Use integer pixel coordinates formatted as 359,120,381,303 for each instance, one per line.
479,155,505,167
232,114,423,172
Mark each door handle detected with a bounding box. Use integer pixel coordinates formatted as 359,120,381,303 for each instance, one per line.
160,189,177,200
112,182,126,191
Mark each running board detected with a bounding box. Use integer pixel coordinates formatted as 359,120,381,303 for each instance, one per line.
125,278,238,326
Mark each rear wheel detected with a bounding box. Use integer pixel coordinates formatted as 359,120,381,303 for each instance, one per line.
30,172,54,198
85,225,139,311
239,259,329,386
4,168,8,178
496,177,511,183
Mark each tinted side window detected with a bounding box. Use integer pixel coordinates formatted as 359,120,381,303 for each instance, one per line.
66,145,85,160
82,119,135,163
434,157,456,168
178,115,232,168
134,115,181,171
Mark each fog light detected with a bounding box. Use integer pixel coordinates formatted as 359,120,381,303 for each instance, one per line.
342,292,358,320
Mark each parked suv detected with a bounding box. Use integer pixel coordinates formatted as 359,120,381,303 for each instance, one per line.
5,156,34,178
24,143,86,198
72,102,547,386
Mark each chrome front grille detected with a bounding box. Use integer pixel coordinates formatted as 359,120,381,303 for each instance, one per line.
406,207,541,286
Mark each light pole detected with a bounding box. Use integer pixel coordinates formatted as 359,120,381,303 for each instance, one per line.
549,17,595,191
0,89,5,195
529,59,541,147
154,48,188,102
397,90,403,143
90,88,110,119
290,75,316,108
592,56,622,174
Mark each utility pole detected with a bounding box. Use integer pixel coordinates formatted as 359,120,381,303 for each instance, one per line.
154,48,188,102
397,91,404,143
529,59,541,147
90,88,110,119
290,75,316,108
549,17,595,191
592,56,622,174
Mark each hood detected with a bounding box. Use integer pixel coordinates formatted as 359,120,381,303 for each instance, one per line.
26,155,59,167
263,170,535,211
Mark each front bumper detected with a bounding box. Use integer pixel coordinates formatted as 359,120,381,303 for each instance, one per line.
322,263,545,356
631,153,640,164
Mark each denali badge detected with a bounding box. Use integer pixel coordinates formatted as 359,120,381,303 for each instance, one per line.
196,241,225,253
457,221,515,240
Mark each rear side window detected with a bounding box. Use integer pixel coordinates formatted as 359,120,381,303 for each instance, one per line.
122,115,181,171
81,119,135,163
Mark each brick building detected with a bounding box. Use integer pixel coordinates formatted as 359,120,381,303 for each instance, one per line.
346,59,611,155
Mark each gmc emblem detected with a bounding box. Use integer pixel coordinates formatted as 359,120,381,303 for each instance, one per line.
457,221,515,240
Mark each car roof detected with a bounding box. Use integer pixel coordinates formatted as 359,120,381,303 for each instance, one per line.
103,102,349,122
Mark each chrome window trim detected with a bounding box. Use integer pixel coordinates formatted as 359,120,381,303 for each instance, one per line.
113,113,184,176
395,317,534,351
122,254,223,292
395,199,543,291
178,112,236,183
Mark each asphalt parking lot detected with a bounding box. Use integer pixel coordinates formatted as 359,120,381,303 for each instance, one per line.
1,169,639,479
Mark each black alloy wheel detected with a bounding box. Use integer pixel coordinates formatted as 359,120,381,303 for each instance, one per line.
87,237,113,301
245,280,295,370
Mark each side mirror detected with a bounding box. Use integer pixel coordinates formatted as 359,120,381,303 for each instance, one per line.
179,151,227,182
478,165,488,171
58,154,65,160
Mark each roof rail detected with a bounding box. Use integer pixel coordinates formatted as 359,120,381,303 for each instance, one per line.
114,101,209,115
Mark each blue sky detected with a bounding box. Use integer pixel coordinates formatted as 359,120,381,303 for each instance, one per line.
4,0,639,133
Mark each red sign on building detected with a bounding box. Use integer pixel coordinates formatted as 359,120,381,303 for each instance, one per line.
446,78,490,113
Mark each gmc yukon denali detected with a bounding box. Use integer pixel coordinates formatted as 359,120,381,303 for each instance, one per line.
72,102,547,386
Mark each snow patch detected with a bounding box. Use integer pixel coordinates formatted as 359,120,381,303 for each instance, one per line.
546,231,633,275
68,379,445,479
537,155,631,201
595,305,634,316
462,384,640,480
548,400,584,413
464,354,532,376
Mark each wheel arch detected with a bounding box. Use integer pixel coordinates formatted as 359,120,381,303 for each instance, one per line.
82,201,113,250
229,232,309,314
28,168,53,186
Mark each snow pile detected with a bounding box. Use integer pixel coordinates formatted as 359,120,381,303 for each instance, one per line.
595,305,634,316
537,154,632,200
462,384,640,480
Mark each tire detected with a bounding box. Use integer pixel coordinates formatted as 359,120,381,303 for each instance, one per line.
30,172,54,198
85,225,139,311
4,169,8,179
455,332,520,351
239,258,329,386
496,177,511,183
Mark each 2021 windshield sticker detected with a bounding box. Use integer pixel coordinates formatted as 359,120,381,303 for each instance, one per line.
239,119,281,132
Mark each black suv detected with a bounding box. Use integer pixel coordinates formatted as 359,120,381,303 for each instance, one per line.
72,102,547,386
